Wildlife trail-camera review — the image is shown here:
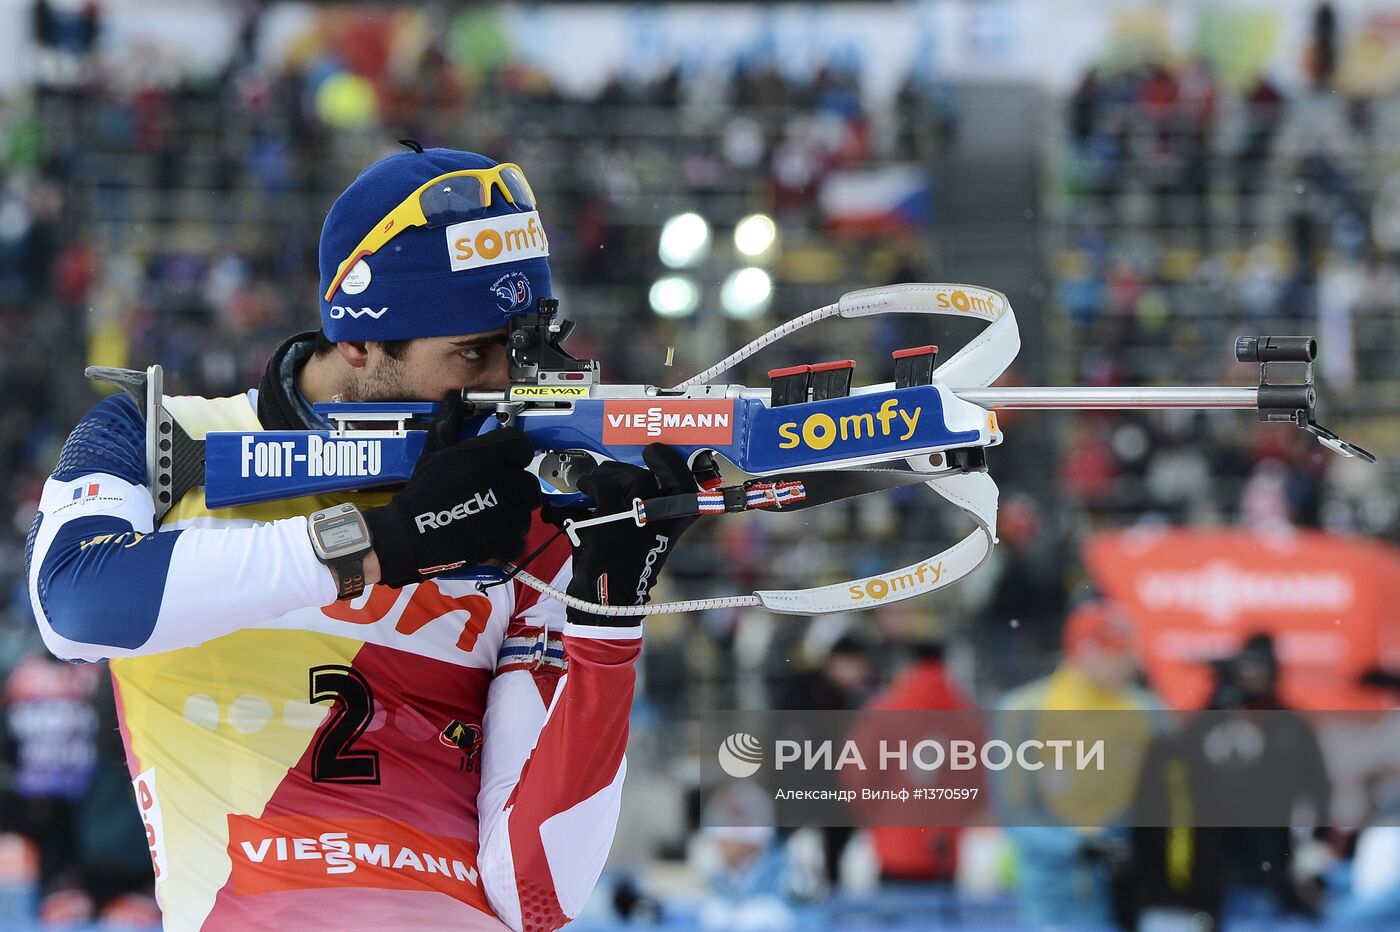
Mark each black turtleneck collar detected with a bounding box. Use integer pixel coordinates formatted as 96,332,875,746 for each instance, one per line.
257,331,325,430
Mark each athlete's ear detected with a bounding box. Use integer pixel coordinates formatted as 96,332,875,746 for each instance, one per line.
336,341,371,369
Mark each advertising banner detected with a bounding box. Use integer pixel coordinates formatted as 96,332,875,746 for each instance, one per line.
1085,529,1400,710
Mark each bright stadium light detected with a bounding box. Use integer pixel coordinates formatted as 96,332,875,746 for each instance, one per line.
649,276,700,317
658,212,711,268
720,267,772,319
733,213,777,259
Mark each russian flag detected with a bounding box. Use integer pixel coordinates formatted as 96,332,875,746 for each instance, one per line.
72,482,100,500
819,166,932,235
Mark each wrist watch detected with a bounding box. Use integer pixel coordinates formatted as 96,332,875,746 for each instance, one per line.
308,503,373,600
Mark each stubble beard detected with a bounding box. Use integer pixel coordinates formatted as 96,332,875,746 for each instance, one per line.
344,354,411,403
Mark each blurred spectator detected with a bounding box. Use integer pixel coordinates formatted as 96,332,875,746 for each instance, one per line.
996,602,1166,930
1205,632,1290,711
73,671,159,925
1317,249,1361,394
970,494,1068,690
1070,68,1101,146
1236,244,1287,320
1131,635,1330,928
778,635,875,888
1323,827,1400,930
1237,74,1284,225
695,784,815,931
0,654,100,902
778,634,875,714
1310,2,1338,88
0,658,156,925
861,641,973,889
1208,634,1330,926
1373,172,1400,256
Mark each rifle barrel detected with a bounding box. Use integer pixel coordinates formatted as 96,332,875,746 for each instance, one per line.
468,385,1264,411
955,386,1259,410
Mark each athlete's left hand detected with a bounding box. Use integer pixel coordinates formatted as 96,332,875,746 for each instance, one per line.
565,444,699,626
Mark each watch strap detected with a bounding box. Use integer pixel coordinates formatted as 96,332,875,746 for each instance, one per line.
331,556,366,601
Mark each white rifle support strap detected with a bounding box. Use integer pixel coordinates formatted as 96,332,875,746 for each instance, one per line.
753,469,999,614
510,283,1016,617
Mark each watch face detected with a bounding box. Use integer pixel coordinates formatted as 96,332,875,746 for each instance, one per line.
316,513,369,553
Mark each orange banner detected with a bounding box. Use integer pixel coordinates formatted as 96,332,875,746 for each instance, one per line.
226,815,490,911
1084,529,1400,710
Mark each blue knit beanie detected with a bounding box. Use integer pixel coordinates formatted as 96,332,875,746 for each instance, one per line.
319,148,552,341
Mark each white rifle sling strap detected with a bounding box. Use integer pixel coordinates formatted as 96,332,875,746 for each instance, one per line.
753,470,999,614
511,283,1016,617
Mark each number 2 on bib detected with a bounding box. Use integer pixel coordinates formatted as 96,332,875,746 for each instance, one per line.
309,664,380,784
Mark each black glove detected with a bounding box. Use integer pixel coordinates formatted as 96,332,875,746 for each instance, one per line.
420,389,473,460
364,395,539,587
565,443,700,626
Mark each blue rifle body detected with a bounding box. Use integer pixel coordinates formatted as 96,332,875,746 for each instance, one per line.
203,383,991,509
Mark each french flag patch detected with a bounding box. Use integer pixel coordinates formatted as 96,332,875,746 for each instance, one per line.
72,482,100,501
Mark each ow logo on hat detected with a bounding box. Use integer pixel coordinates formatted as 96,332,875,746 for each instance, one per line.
330,305,389,319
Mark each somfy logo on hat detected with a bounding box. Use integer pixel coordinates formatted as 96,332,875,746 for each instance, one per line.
718,733,764,778
446,211,549,272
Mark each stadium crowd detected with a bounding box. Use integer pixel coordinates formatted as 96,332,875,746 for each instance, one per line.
0,1,1396,929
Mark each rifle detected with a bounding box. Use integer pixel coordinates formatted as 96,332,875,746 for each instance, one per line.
88,283,1373,617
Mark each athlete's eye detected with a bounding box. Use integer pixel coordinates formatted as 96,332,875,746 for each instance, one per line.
455,334,506,362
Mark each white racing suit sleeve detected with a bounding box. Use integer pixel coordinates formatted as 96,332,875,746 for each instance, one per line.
25,394,335,662
476,547,639,932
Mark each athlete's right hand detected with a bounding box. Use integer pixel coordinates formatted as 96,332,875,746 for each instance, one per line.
363,414,540,588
